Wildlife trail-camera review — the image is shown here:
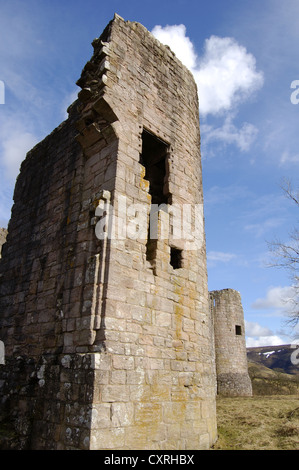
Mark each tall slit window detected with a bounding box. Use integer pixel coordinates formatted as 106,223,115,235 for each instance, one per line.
140,129,170,270
139,129,169,205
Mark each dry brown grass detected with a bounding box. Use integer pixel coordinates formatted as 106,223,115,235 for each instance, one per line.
213,395,299,450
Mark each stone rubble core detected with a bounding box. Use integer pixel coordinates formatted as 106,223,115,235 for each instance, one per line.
0,14,250,450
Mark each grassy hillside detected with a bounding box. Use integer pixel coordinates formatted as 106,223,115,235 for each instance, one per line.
213,395,299,450
247,344,299,396
248,361,299,395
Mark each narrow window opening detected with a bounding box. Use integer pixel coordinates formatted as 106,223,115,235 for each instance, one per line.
146,225,157,263
235,325,242,336
170,247,182,270
140,129,170,273
140,129,169,205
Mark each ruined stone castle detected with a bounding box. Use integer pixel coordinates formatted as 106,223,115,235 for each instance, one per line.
0,14,251,450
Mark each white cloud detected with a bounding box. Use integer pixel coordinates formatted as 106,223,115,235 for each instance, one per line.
245,321,290,347
279,150,299,167
207,251,236,262
0,122,39,181
245,321,273,337
207,251,236,267
152,25,264,116
0,83,79,185
194,36,264,116
251,285,298,311
244,217,284,238
151,24,197,70
201,115,258,152
246,335,285,347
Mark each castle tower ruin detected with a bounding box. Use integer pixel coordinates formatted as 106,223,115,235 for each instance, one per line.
209,289,252,397
0,15,217,450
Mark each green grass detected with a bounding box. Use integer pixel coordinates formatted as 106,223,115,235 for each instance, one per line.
248,361,299,396
213,395,299,450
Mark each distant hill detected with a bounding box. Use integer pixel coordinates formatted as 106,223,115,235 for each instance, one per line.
247,344,299,395
247,344,299,375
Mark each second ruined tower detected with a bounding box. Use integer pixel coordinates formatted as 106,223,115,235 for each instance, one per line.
210,289,252,397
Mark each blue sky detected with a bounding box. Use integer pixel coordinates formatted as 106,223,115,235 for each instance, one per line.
0,0,298,347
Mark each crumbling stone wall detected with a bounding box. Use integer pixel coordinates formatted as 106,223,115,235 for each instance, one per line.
210,289,252,397
0,14,217,449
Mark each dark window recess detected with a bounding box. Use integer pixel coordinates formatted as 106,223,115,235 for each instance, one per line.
146,231,157,263
140,129,169,205
235,325,242,336
170,247,182,269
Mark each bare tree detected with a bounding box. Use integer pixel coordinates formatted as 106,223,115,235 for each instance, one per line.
267,179,299,330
